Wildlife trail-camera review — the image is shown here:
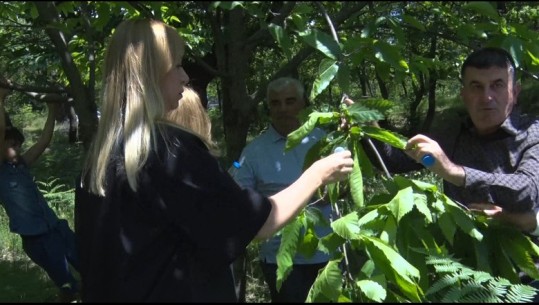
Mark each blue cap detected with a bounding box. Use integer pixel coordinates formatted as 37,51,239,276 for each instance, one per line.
333,146,345,153
421,154,435,167
232,161,241,169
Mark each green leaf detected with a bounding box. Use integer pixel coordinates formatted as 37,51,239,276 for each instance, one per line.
462,1,500,21
358,208,382,228
297,229,319,259
374,40,409,72
380,214,397,245
350,143,364,209
29,4,38,19
362,126,408,149
362,236,422,301
337,63,350,94
414,193,432,223
357,279,387,302
306,259,343,302
492,235,521,283
410,179,438,193
331,211,361,240
527,49,539,66
356,140,375,178
310,59,339,101
501,230,539,280
211,1,244,10
305,205,330,228
446,203,483,241
387,187,415,223
299,29,342,60
302,136,328,171
347,104,385,124
402,14,426,32
327,182,339,205
438,213,457,245
276,215,303,290
354,98,395,115
286,112,337,151
268,23,292,60
318,232,346,255
500,36,524,68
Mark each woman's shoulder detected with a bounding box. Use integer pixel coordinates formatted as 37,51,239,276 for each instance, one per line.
158,121,207,147
153,122,213,167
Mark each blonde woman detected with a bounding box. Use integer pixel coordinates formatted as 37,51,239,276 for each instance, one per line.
165,87,219,156
75,18,353,302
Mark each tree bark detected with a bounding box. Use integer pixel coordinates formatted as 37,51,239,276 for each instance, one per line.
34,1,98,150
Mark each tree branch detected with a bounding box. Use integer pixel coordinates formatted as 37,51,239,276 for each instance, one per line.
0,79,66,94
246,2,296,48
23,92,72,104
127,2,155,19
252,2,370,104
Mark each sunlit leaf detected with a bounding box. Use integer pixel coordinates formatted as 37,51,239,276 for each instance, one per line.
362,126,408,150
331,211,361,240
276,215,303,290
286,112,337,151
306,260,343,302
310,59,339,101
350,143,364,209
357,279,387,302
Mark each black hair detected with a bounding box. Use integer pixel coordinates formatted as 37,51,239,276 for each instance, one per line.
460,47,517,83
4,126,25,145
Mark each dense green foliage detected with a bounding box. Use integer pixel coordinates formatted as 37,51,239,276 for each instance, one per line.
278,104,539,302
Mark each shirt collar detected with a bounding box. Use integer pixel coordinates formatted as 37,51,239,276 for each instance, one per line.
463,106,522,138
268,124,287,143
499,106,522,136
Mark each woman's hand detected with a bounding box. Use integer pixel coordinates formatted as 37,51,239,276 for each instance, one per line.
309,149,354,185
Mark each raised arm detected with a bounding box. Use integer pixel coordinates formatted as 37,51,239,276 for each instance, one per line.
255,150,353,240
22,102,59,166
0,85,12,163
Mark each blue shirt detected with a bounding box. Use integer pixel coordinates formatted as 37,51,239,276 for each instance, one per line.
0,161,59,236
232,125,334,264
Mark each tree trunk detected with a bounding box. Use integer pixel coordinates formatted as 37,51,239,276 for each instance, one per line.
376,73,389,99
408,73,426,135
34,1,98,150
67,103,79,143
421,32,439,133
422,76,437,132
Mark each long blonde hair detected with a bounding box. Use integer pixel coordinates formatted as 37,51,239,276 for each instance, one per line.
164,87,219,156
82,19,185,196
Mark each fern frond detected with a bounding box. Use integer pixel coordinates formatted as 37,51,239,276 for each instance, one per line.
426,274,460,296
504,284,537,303
441,281,486,302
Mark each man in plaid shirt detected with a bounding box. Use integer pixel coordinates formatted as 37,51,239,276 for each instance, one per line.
350,47,539,235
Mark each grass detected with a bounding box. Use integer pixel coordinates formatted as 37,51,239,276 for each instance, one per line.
0,256,58,302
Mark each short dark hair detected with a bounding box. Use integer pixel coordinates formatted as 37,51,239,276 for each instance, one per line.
460,47,517,84
4,126,25,145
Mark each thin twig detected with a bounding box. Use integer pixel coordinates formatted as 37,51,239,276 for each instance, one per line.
365,138,392,179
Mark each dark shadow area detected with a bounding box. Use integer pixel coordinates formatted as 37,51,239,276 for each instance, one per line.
0,257,58,302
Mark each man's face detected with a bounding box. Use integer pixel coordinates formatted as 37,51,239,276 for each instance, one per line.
267,84,306,136
460,66,520,135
